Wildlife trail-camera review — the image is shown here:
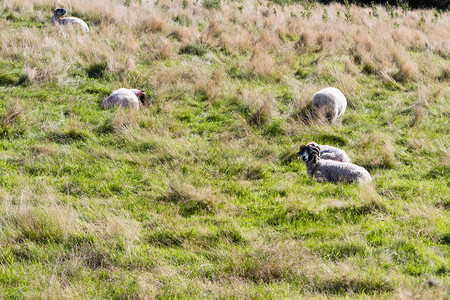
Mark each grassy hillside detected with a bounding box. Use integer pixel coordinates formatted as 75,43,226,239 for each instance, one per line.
0,0,449,298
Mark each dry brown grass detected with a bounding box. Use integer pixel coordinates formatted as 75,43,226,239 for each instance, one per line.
164,179,222,216
0,0,447,88
354,132,396,169
439,64,450,80
140,15,170,33
248,45,277,78
243,89,277,127
153,37,176,60
194,68,225,100
227,240,306,283
392,48,419,81
359,183,386,211
170,26,198,43
409,105,427,127
0,99,24,127
13,205,82,243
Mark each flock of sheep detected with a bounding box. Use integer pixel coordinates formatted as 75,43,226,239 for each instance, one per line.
51,8,372,184
298,88,372,184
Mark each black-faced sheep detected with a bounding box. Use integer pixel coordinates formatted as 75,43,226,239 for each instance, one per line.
306,142,351,163
312,87,347,123
51,8,89,32
297,143,372,184
102,88,147,110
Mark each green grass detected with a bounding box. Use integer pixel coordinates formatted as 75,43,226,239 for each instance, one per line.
0,2,449,299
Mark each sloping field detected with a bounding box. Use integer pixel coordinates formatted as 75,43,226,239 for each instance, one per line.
0,0,449,298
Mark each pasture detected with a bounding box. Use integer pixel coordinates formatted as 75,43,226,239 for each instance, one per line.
0,0,448,298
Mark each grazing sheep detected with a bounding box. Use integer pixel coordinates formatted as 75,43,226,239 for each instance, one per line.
297,143,372,184
102,88,147,110
51,8,89,32
306,142,351,163
312,87,347,123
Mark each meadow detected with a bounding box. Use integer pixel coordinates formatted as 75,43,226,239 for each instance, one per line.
0,0,449,298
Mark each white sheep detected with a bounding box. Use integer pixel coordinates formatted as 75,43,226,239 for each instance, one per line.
102,88,147,110
297,143,372,184
312,87,347,123
51,8,89,32
306,142,351,163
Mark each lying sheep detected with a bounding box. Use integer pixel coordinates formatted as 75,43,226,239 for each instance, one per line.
306,142,351,163
312,87,347,123
297,143,372,184
102,88,147,110
51,8,89,32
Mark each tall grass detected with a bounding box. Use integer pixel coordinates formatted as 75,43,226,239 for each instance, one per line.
0,0,448,298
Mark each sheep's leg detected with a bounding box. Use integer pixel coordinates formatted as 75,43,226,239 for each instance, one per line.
313,171,328,183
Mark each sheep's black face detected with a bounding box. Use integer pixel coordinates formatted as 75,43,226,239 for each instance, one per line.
298,147,310,162
297,145,319,162
138,92,147,105
53,8,67,17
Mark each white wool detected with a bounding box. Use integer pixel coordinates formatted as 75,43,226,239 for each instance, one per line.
312,87,347,123
102,88,141,110
51,13,89,32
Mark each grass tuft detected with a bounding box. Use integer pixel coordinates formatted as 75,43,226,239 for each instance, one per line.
0,100,23,128
0,71,20,86
86,61,107,79
354,132,395,169
179,44,207,56
164,180,220,216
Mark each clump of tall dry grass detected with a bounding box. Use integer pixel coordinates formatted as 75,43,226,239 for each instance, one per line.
165,179,221,216
226,241,305,283
438,64,450,80
409,105,427,127
392,48,418,81
139,15,170,33
286,82,316,124
170,26,198,43
194,68,225,100
248,46,276,78
354,132,395,169
242,89,277,127
0,99,24,128
13,205,82,243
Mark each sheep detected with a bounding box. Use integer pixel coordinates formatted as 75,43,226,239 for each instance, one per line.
312,87,347,123
51,8,89,32
102,88,148,110
306,142,351,163
297,143,372,184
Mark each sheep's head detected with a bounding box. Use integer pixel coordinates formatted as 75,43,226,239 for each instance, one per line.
137,91,147,106
53,8,67,18
297,144,320,162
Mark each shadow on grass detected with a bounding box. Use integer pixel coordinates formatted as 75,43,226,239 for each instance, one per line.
47,129,88,144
